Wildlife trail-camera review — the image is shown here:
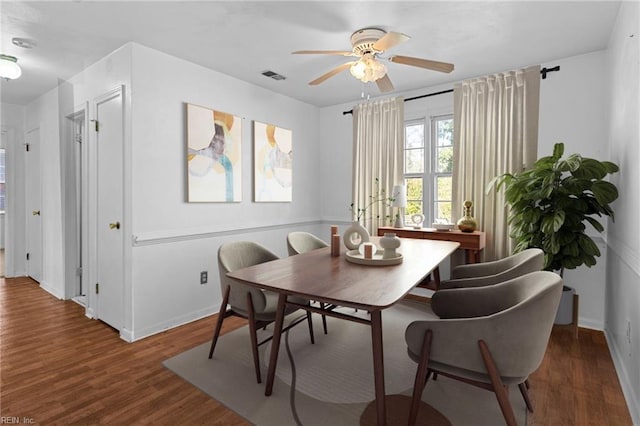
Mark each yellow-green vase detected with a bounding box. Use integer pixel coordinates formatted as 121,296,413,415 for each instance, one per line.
457,200,478,233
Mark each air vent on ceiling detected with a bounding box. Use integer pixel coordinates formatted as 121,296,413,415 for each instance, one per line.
261,70,286,81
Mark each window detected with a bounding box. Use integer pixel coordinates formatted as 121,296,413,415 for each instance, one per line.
0,148,5,213
402,115,453,225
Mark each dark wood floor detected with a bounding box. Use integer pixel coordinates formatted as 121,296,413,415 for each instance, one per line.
0,277,633,425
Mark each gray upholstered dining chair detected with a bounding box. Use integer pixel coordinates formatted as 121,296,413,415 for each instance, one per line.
405,270,562,426
438,248,544,289
286,231,329,334
208,241,315,384
286,231,329,255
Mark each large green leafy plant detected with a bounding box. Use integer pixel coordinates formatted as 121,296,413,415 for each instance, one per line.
491,143,619,273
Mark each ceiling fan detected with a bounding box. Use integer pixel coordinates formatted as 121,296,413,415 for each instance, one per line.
293,27,454,93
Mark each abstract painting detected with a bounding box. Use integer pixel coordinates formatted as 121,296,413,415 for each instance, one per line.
253,121,292,202
186,103,241,202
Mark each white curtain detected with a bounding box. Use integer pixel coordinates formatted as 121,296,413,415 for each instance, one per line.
452,65,540,261
352,96,404,236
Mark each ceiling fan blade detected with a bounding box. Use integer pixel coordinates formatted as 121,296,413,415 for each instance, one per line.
372,31,410,52
309,62,356,85
389,55,454,73
376,74,394,93
293,50,356,56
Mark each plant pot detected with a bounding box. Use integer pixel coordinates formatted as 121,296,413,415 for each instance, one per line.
554,285,575,325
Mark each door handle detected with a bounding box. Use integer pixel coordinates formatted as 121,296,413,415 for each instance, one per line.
109,222,120,230
32,210,40,216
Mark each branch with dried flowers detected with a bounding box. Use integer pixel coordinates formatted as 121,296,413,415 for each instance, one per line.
349,178,396,222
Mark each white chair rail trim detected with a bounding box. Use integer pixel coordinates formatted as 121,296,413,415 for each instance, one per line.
132,220,324,246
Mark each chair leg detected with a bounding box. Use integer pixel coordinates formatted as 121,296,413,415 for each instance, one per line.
208,285,230,359
478,340,518,426
306,310,315,344
409,329,433,426
246,293,262,384
320,302,328,334
518,382,534,412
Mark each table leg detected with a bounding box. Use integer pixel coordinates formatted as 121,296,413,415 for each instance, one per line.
265,293,287,396
432,266,441,290
467,249,481,264
370,310,386,425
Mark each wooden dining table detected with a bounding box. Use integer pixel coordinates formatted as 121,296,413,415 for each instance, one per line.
226,237,460,425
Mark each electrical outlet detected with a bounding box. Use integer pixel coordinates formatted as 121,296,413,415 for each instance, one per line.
200,271,208,285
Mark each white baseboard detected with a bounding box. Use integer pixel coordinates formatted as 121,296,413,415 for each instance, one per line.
605,329,640,425
39,281,64,300
578,317,604,331
120,328,134,343
127,306,218,342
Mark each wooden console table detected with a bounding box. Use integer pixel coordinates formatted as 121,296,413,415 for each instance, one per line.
378,226,486,264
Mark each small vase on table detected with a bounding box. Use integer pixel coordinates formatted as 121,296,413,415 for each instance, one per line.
343,221,370,250
379,233,401,259
457,200,478,233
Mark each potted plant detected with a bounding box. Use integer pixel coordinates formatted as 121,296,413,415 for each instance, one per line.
490,142,619,323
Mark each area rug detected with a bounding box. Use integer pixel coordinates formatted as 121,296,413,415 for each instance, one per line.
163,301,528,425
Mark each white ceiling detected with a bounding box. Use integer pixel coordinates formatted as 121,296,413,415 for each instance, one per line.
0,1,622,107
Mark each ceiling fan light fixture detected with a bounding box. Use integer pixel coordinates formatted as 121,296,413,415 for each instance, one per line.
349,54,386,83
0,54,22,80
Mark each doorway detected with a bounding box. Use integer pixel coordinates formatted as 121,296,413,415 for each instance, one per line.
94,87,125,331
64,109,87,304
25,127,42,283
0,129,6,277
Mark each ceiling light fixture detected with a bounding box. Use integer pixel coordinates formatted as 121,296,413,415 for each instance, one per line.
349,53,387,83
0,54,22,80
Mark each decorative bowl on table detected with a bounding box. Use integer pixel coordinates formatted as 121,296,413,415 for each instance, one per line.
345,249,403,266
432,223,455,231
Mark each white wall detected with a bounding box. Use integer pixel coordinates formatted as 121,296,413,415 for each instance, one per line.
24,89,66,298
0,103,26,277
127,44,322,339
604,1,640,423
15,45,135,305
130,44,321,236
68,43,134,330
538,50,609,330
318,101,355,224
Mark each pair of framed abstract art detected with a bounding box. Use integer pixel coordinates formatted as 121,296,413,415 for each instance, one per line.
186,102,292,203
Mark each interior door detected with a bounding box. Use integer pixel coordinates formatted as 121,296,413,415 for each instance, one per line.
25,128,42,283
95,88,124,330
64,110,86,300
74,115,84,296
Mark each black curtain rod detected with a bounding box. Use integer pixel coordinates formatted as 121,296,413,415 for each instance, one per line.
342,65,560,115
342,89,452,115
